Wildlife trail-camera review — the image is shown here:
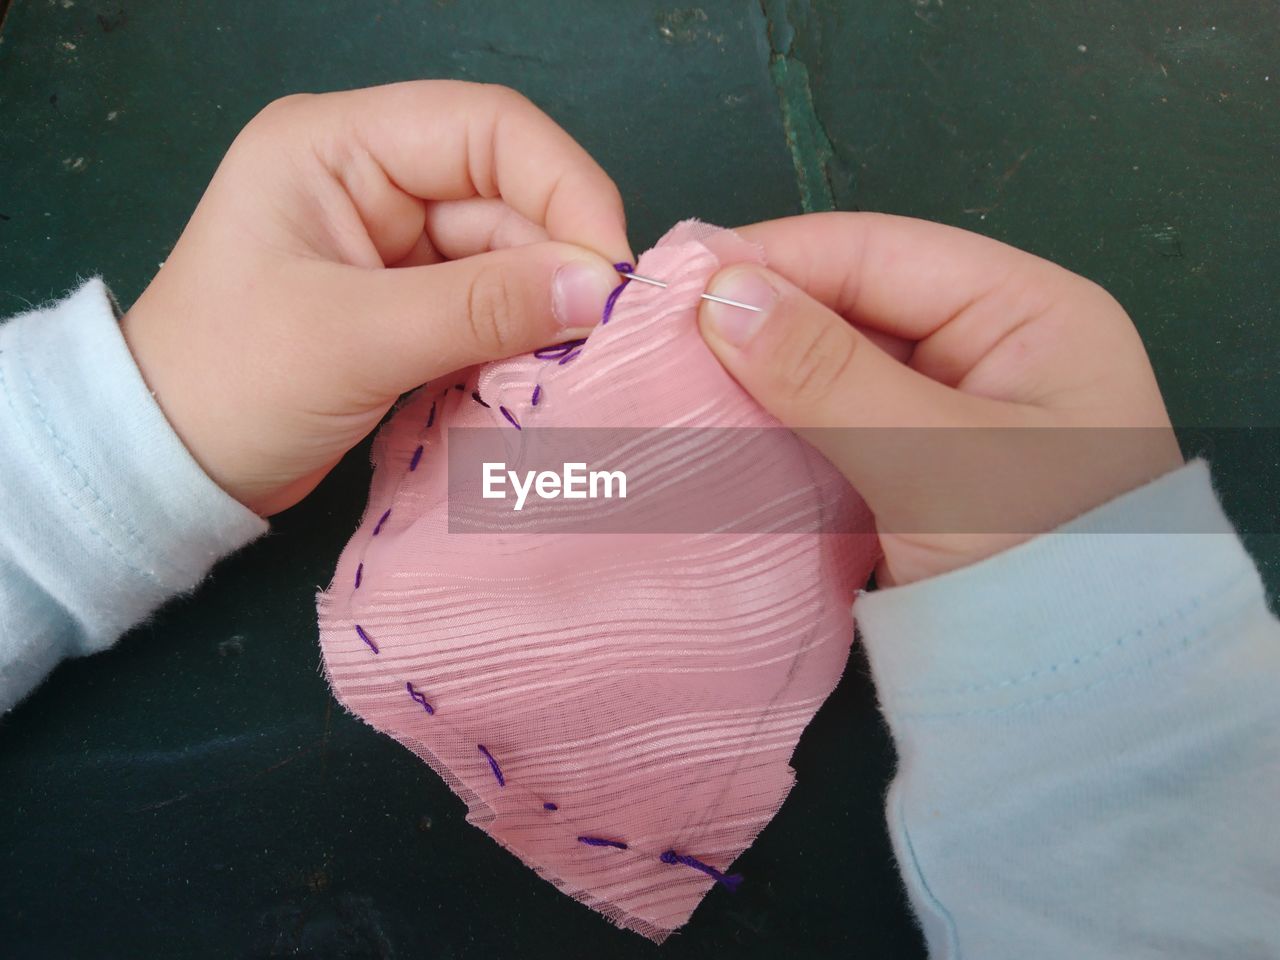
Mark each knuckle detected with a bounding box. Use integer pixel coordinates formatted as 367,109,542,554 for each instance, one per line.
484,83,532,110
465,265,526,355
777,314,858,407
1078,276,1126,316
251,93,310,128
236,94,314,155
456,82,533,120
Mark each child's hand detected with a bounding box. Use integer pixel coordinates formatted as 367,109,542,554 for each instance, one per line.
122,81,630,516
698,213,1184,586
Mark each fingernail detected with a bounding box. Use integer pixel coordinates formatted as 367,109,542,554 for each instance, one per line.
703,266,777,346
553,259,620,330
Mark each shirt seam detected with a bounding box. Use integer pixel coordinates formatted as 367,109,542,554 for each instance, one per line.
16,307,157,559
887,594,1257,720
898,796,961,957
886,569,1249,701
0,343,163,587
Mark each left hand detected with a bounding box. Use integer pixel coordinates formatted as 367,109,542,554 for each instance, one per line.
122,81,632,516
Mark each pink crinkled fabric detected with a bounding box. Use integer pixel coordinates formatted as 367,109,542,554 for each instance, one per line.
316,221,879,942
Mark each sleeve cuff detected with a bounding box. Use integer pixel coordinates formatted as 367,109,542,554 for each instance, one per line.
855,461,1266,718
0,278,268,653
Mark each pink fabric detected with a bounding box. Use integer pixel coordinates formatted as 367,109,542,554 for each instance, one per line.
316,221,879,941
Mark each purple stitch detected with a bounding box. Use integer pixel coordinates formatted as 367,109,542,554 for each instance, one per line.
354,563,363,589
405,681,434,715
533,338,586,361
426,402,436,428
477,744,505,787
659,850,743,891
355,624,379,654
409,444,424,471
578,836,628,850
601,261,634,325
531,384,542,407
471,390,490,409
556,349,581,366
372,508,391,536
543,802,558,811
454,383,465,391
499,406,521,430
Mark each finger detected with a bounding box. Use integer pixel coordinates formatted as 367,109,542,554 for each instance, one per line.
736,212,1057,337
391,198,549,268
423,198,550,259
390,230,444,269
696,262,1019,479
735,213,1092,386
853,324,914,364
330,242,620,394
321,81,632,264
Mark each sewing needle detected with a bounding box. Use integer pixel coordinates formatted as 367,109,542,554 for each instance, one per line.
616,270,763,313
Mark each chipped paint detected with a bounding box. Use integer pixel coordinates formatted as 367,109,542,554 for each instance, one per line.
758,0,836,212
655,7,723,45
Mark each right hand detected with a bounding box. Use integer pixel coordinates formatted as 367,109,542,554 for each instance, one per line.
697,213,1184,587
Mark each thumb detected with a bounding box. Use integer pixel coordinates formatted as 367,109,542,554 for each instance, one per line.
343,241,621,394
697,263,1005,486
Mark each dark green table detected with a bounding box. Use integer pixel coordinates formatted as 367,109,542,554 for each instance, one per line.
1,2,1275,957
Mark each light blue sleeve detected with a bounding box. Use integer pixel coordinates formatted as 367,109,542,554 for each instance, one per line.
856,461,1280,959
0,279,268,713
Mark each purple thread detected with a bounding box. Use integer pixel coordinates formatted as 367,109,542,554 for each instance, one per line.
556,349,581,365
454,383,465,391
409,444,424,471
405,681,434,715
534,338,586,361
426,402,436,428
355,624,379,654
499,405,521,430
471,390,491,409
659,850,743,891
543,802,558,811
531,384,542,406
578,836,628,850
477,744,505,787
601,262,634,325
354,563,363,589
373,508,391,536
